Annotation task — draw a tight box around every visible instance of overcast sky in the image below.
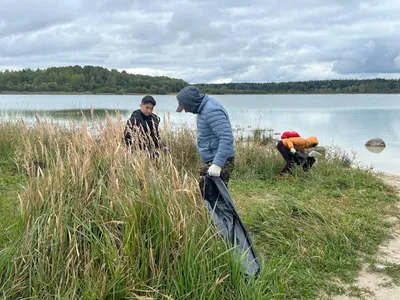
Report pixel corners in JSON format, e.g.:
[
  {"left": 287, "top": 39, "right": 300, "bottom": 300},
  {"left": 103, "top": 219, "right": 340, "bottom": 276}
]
[{"left": 1, "top": 0, "right": 400, "bottom": 83}]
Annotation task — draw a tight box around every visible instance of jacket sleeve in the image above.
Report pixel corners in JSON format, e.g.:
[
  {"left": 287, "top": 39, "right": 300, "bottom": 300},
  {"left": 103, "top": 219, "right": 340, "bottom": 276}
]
[
  {"left": 152, "top": 114, "right": 162, "bottom": 148},
  {"left": 286, "top": 139, "right": 294, "bottom": 149},
  {"left": 124, "top": 114, "right": 138, "bottom": 146},
  {"left": 206, "top": 108, "right": 234, "bottom": 167},
  {"left": 124, "top": 119, "right": 133, "bottom": 146}
]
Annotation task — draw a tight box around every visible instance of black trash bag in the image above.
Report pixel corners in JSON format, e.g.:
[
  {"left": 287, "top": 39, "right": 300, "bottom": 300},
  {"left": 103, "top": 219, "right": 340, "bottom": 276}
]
[
  {"left": 292, "top": 151, "right": 316, "bottom": 171},
  {"left": 203, "top": 175, "right": 261, "bottom": 277}
]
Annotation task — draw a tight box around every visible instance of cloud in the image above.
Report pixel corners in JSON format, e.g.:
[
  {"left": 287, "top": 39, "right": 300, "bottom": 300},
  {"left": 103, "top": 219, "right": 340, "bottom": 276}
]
[
  {"left": 1, "top": 0, "right": 400, "bottom": 82},
  {"left": 0, "top": 0, "right": 88, "bottom": 37},
  {"left": 333, "top": 39, "right": 400, "bottom": 74},
  {"left": 0, "top": 25, "right": 101, "bottom": 57}
]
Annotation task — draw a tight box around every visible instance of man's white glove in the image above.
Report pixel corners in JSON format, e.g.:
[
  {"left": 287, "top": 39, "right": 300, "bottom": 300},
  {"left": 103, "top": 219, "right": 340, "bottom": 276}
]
[
  {"left": 290, "top": 148, "right": 297, "bottom": 154},
  {"left": 208, "top": 164, "right": 222, "bottom": 177}
]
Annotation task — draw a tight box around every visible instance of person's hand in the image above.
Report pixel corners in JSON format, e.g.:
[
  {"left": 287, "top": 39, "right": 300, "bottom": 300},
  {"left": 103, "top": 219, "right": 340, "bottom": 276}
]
[
  {"left": 290, "top": 148, "right": 296, "bottom": 154},
  {"left": 162, "top": 146, "right": 170, "bottom": 153},
  {"left": 207, "top": 164, "right": 222, "bottom": 176}
]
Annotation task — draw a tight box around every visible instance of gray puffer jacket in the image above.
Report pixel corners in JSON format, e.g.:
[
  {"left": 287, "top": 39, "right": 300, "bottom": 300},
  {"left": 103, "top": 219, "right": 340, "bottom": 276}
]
[
  {"left": 177, "top": 87, "right": 235, "bottom": 166},
  {"left": 196, "top": 95, "right": 235, "bottom": 166}
]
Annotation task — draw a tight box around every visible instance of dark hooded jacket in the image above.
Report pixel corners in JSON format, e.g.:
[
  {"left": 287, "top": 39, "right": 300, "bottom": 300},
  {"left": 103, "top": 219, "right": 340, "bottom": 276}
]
[{"left": 124, "top": 109, "right": 161, "bottom": 150}]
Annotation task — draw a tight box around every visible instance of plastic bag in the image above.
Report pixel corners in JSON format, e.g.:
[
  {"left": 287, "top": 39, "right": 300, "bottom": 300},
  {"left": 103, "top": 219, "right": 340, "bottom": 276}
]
[{"left": 203, "top": 176, "right": 260, "bottom": 277}]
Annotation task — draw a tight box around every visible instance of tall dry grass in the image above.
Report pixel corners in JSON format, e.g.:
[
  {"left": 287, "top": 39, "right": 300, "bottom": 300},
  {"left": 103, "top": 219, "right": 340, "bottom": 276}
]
[{"left": 1, "top": 113, "right": 249, "bottom": 299}]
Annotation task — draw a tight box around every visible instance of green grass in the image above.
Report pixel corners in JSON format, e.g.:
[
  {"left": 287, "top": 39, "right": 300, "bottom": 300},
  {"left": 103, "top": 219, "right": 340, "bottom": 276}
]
[
  {"left": 229, "top": 167, "right": 398, "bottom": 297},
  {"left": 0, "top": 117, "right": 398, "bottom": 299},
  {"left": 0, "top": 123, "right": 25, "bottom": 250}
]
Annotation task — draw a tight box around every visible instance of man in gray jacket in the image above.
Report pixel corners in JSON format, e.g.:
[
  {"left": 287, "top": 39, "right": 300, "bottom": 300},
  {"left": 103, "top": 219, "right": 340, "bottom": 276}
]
[{"left": 176, "top": 86, "right": 236, "bottom": 188}]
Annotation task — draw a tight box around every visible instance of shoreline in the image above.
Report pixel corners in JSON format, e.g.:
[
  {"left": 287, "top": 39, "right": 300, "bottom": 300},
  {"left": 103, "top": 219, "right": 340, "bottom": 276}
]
[
  {"left": 1, "top": 91, "right": 400, "bottom": 96},
  {"left": 0, "top": 91, "right": 169, "bottom": 96},
  {"left": 373, "top": 170, "right": 400, "bottom": 181}
]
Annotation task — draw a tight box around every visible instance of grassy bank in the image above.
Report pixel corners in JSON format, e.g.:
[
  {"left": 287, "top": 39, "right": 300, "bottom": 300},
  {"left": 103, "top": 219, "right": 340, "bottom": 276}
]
[{"left": 0, "top": 115, "right": 398, "bottom": 299}]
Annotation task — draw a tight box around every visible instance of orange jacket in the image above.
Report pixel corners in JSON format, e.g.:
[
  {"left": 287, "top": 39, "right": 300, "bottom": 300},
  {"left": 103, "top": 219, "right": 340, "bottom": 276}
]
[{"left": 282, "top": 136, "right": 319, "bottom": 152}]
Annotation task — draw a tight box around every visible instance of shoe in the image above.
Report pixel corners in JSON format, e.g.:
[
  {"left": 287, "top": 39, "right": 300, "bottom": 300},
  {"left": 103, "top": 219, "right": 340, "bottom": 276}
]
[{"left": 276, "top": 173, "right": 288, "bottom": 179}]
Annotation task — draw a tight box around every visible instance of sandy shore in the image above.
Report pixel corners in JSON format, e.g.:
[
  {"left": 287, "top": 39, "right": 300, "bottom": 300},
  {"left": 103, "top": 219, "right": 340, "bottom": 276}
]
[{"left": 330, "top": 172, "right": 400, "bottom": 300}]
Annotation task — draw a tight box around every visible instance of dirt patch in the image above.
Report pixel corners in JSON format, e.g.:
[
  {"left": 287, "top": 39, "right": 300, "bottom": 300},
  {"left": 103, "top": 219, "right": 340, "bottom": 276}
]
[
  {"left": 329, "top": 172, "right": 400, "bottom": 300},
  {"left": 376, "top": 173, "right": 400, "bottom": 191}
]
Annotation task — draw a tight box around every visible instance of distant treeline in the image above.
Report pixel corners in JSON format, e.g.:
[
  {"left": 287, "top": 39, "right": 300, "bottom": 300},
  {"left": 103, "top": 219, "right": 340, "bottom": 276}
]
[
  {"left": 197, "top": 79, "right": 400, "bottom": 94},
  {"left": 1, "top": 65, "right": 400, "bottom": 94},
  {"left": 0, "top": 66, "right": 188, "bottom": 94}
]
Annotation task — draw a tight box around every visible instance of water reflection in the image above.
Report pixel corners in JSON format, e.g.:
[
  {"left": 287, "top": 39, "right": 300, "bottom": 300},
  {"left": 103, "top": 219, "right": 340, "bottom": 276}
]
[
  {"left": 0, "top": 108, "right": 130, "bottom": 121},
  {"left": 365, "top": 146, "right": 385, "bottom": 154},
  {"left": 297, "top": 112, "right": 332, "bottom": 124}
]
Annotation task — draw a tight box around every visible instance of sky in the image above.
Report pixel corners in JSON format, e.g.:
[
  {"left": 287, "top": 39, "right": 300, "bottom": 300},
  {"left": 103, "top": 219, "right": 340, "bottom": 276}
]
[{"left": 1, "top": 0, "right": 400, "bottom": 83}]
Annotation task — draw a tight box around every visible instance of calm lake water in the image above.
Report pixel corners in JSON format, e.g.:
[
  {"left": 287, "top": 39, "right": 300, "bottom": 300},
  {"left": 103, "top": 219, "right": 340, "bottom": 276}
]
[{"left": 1, "top": 94, "right": 399, "bottom": 175}]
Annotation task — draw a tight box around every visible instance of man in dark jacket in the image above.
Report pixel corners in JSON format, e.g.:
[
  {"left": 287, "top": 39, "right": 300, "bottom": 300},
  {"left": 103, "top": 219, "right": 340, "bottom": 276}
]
[{"left": 124, "top": 95, "right": 164, "bottom": 153}]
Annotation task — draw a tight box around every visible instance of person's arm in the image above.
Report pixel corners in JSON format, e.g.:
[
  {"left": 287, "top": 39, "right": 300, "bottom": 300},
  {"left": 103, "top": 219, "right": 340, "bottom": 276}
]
[
  {"left": 207, "top": 109, "right": 234, "bottom": 167},
  {"left": 285, "top": 139, "right": 294, "bottom": 149},
  {"left": 151, "top": 115, "right": 165, "bottom": 149},
  {"left": 124, "top": 114, "right": 139, "bottom": 146},
  {"left": 284, "top": 139, "right": 297, "bottom": 154},
  {"left": 124, "top": 119, "right": 133, "bottom": 146}
]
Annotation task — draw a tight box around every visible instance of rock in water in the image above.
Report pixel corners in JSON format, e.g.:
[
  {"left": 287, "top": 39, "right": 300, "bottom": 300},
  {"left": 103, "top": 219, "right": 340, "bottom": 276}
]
[
  {"left": 365, "top": 138, "right": 386, "bottom": 147},
  {"left": 305, "top": 146, "right": 326, "bottom": 155},
  {"left": 365, "top": 138, "right": 386, "bottom": 153},
  {"left": 308, "top": 150, "right": 323, "bottom": 158}
]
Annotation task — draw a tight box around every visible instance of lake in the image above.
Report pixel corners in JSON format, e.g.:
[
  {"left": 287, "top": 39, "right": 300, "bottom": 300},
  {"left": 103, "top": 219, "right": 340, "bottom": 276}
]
[{"left": 1, "top": 94, "right": 399, "bottom": 175}]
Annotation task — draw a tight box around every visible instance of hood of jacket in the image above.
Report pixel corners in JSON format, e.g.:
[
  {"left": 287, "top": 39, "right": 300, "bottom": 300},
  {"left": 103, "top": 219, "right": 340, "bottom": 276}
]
[
  {"left": 176, "top": 86, "right": 206, "bottom": 114},
  {"left": 305, "top": 136, "right": 319, "bottom": 148}
]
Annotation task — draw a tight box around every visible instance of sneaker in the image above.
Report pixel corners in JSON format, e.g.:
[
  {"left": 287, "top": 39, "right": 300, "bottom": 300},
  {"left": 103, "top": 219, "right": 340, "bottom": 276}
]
[{"left": 276, "top": 173, "right": 288, "bottom": 179}]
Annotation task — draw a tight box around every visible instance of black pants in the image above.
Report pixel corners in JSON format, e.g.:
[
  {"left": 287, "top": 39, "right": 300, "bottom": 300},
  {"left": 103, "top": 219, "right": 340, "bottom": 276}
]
[
  {"left": 292, "top": 153, "right": 316, "bottom": 171},
  {"left": 277, "top": 141, "right": 292, "bottom": 173},
  {"left": 277, "top": 141, "right": 316, "bottom": 173}
]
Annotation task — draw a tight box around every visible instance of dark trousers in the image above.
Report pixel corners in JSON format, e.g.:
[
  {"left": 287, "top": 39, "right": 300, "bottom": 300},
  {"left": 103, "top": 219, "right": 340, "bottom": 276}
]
[
  {"left": 199, "top": 157, "right": 235, "bottom": 194},
  {"left": 277, "top": 141, "right": 316, "bottom": 174},
  {"left": 277, "top": 141, "right": 292, "bottom": 173}
]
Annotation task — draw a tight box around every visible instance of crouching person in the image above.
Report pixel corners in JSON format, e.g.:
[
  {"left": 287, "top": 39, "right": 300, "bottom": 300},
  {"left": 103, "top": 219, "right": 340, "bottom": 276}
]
[{"left": 277, "top": 136, "right": 319, "bottom": 177}]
